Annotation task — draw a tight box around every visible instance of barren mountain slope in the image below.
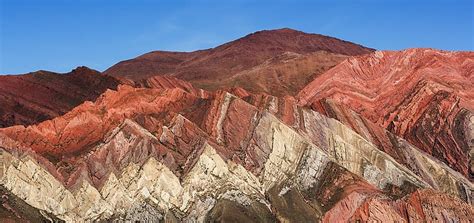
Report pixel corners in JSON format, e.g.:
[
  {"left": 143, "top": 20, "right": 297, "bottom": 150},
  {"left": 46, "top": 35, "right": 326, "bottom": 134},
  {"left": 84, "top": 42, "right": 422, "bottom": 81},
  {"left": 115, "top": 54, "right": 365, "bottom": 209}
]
[
  {"left": 105, "top": 28, "right": 374, "bottom": 95},
  {"left": 0, "top": 29, "right": 373, "bottom": 128},
  {"left": 0, "top": 29, "right": 472, "bottom": 222}
]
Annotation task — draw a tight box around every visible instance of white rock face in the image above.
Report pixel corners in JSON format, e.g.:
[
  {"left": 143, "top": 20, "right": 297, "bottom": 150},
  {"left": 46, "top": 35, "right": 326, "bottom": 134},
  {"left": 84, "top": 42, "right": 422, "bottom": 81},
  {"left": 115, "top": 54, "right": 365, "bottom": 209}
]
[
  {"left": 1, "top": 153, "right": 81, "bottom": 221},
  {"left": 300, "top": 108, "right": 474, "bottom": 195},
  {"left": 0, "top": 143, "right": 267, "bottom": 222},
  {"left": 180, "top": 143, "right": 265, "bottom": 213},
  {"left": 296, "top": 144, "right": 331, "bottom": 191},
  {"left": 216, "top": 92, "right": 233, "bottom": 144},
  {"left": 259, "top": 113, "right": 309, "bottom": 191}
]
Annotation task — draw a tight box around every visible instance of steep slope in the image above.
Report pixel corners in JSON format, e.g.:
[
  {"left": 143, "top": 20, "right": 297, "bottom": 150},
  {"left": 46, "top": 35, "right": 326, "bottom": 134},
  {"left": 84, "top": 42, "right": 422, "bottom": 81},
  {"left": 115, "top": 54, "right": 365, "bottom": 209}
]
[
  {"left": 298, "top": 48, "right": 474, "bottom": 179},
  {"left": 0, "top": 66, "right": 121, "bottom": 128},
  {"left": 0, "top": 82, "right": 472, "bottom": 221},
  {"left": 105, "top": 28, "right": 374, "bottom": 95}
]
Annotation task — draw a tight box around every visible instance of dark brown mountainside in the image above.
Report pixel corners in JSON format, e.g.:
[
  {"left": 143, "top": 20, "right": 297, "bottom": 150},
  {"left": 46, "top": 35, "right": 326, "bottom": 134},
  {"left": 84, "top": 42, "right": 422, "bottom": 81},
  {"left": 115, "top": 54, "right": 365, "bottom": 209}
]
[
  {"left": 104, "top": 28, "right": 374, "bottom": 95},
  {"left": 0, "top": 66, "right": 120, "bottom": 127}
]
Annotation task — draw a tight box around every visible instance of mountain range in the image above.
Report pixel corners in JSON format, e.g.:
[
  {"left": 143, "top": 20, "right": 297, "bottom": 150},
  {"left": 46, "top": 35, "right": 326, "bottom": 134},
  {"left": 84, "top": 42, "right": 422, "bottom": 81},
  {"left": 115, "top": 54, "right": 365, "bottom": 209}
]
[{"left": 0, "top": 28, "right": 473, "bottom": 222}]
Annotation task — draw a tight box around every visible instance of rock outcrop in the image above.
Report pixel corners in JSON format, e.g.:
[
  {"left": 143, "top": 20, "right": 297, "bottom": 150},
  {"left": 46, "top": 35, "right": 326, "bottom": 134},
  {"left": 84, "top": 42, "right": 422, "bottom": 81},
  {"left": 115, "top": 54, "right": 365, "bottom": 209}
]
[
  {"left": 0, "top": 29, "right": 472, "bottom": 222},
  {"left": 298, "top": 49, "right": 474, "bottom": 179},
  {"left": 0, "top": 83, "right": 472, "bottom": 222}
]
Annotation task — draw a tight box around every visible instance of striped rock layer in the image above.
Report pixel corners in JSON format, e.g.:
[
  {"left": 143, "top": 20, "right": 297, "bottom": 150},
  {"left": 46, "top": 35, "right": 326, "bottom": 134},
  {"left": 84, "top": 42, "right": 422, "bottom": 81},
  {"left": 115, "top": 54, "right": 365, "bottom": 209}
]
[
  {"left": 0, "top": 67, "right": 120, "bottom": 128},
  {"left": 0, "top": 82, "right": 473, "bottom": 222},
  {"left": 298, "top": 49, "right": 474, "bottom": 179}
]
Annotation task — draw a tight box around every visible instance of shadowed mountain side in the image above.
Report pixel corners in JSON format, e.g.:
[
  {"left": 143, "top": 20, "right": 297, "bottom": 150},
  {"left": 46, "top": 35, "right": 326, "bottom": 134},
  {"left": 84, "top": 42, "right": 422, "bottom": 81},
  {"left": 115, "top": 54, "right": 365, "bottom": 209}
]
[{"left": 0, "top": 66, "right": 121, "bottom": 127}]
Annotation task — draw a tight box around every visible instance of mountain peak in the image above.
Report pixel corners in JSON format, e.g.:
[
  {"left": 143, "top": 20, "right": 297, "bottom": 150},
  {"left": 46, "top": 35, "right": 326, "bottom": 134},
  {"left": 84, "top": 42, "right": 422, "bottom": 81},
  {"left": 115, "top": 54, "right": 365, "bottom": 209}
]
[
  {"left": 104, "top": 28, "right": 374, "bottom": 95},
  {"left": 252, "top": 27, "right": 302, "bottom": 35},
  {"left": 70, "top": 66, "right": 101, "bottom": 75},
  {"left": 237, "top": 28, "right": 373, "bottom": 53}
]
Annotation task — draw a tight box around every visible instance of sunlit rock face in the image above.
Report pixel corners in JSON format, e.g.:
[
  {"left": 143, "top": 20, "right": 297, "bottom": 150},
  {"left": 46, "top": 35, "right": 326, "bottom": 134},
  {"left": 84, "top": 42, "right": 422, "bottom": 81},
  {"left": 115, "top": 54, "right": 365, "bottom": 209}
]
[
  {"left": 0, "top": 78, "right": 473, "bottom": 222},
  {"left": 298, "top": 49, "right": 474, "bottom": 179}
]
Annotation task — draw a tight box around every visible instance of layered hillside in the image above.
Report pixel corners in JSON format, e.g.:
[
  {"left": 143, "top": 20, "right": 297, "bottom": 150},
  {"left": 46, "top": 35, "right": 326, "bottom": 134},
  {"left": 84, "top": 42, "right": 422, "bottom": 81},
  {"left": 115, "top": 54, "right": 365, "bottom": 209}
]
[
  {"left": 105, "top": 28, "right": 374, "bottom": 95},
  {"left": 298, "top": 49, "right": 474, "bottom": 179},
  {"left": 0, "top": 66, "right": 121, "bottom": 127},
  {"left": 1, "top": 29, "right": 473, "bottom": 222},
  {"left": 0, "top": 29, "right": 372, "bottom": 128},
  {"left": 0, "top": 79, "right": 473, "bottom": 222}
]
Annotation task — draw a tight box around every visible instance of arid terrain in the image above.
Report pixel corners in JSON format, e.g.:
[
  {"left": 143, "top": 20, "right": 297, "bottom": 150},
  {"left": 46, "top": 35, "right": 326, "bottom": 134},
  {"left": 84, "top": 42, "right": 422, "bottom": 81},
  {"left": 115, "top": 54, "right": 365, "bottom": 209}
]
[{"left": 0, "top": 29, "right": 472, "bottom": 222}]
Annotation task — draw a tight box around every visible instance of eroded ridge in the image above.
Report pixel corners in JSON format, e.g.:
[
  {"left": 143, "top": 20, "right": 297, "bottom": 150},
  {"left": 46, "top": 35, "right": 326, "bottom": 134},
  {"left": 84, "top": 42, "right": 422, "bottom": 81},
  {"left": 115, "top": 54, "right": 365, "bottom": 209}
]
[{"left": 1, "top": 84, "right": 473, "bottom": 222}]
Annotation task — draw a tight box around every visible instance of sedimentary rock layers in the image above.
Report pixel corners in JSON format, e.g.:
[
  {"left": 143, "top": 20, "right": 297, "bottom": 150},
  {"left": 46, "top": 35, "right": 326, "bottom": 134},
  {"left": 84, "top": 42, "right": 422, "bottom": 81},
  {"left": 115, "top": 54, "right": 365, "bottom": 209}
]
[
  {"left": 1, "top": 26, "right": 472, "bottom": 222},
  {"left": 0, "top": 85, "right": 200, "bottom": 158},
  {"left": 298, "top": 49, "right": 474, "bottom": 179},
  {"left": 0, "top": 66, "right": 121, "bottom": 128},
  {"left": 0, "top": 85, "right": 473, "bottom": 222}
]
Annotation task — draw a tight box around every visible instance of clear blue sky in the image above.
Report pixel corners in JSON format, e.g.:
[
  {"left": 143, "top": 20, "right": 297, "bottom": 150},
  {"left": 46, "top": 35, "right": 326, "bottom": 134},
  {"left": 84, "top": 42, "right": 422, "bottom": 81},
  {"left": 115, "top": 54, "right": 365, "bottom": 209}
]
[{"left": 1, "top": 0, "right": 473, "bottom": 74}]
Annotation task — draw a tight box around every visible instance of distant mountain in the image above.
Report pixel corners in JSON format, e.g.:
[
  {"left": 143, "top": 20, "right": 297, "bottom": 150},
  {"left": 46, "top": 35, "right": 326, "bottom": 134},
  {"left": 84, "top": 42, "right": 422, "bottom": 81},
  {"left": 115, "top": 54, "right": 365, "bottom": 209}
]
[
  {"left": 105, "top": 28, "right": 374, "bottom": 96},
  {"left": 0, "top": 66, "right": 120, "bottom": 127}
]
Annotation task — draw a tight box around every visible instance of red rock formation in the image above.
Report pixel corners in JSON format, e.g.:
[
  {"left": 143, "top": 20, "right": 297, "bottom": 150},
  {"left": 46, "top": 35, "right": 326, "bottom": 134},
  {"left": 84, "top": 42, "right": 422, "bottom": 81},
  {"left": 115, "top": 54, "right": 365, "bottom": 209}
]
[
  {"left": 0, "top": 66, "right": 121, "bottom": 127},
  {"left": 348, "top": 189, "right": 474, "bottom": 222},
  {"left": 0, "top": 29, "right": 373, "bottom": 128},
  {"left": 298, "top": 49, "right": 474, "bottom": 178},
  {"left": 105, "top": 28, "right": 374, "bottom": 96},
  {"left": 0, "top": 85, "right": 201, "bottom": 160},
  {"left": 0, "top": 30, "right": 472, "bottom": 222},
  {"left": 1, "top": 80, "right": 472, "bottom": 221},
  {"left": 314, "top": 163, "right": 473, "bottom": 222},
  {"left": 132, "top": 75, "right": 210, "bottom": 98}
]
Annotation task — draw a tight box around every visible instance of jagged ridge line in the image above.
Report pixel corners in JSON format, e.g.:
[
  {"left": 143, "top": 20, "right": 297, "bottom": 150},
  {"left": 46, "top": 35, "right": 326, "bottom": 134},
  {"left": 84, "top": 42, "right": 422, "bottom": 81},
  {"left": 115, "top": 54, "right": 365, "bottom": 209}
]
[
  {"left": 0, "top": 92, "right": 474, "bottom": 220},
  {"left": 0, "top": 111, "right": 448, "bottom": 221}
]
